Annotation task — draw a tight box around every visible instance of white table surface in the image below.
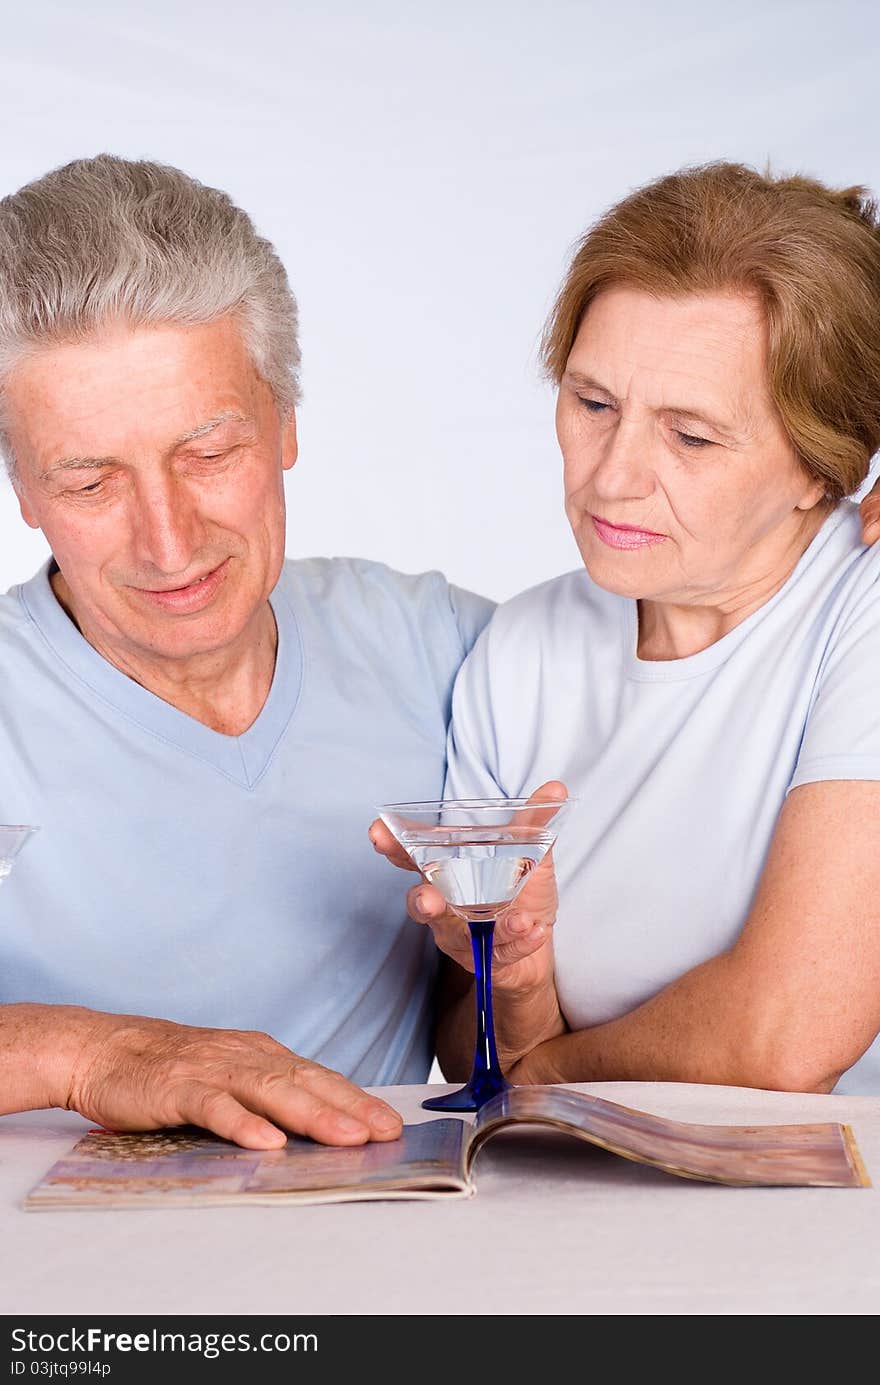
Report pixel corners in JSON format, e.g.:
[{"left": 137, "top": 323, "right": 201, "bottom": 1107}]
[{"left": 1, "top": 1080, "right": 878, "bottom": 1316}]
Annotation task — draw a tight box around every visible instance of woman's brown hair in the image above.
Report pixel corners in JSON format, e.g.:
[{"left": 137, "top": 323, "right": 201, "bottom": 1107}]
[{"left": 542, "top": 161, "right": 880, "bottom": 500}]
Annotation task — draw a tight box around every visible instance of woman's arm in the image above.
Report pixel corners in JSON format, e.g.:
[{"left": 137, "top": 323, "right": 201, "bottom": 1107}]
[
  {"left": 509, "top": 779, "right": 880, "bottom": 1092},
  {"left": 434, "top": 937, "right": 568, "bottom": 1080}
]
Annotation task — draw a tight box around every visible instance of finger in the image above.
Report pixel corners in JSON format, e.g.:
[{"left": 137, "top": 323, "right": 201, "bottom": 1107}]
[
  {"left": 228, "top": 1075, "right": 380, "bottom": 1147},
  {"left": 176, "top": 1085, "right": 289, "bottom": 1150},
  {"left": 496, "top": 906, "right": 554, "bottom": 942},
  {"left": 504, "top": 850, "right": 558, "bottom": 921},
  {"left": 406, "top": 881, "right": 450, "bottom": 922},
  {"left": 293, "top": 1063, "right": 404, "bottom": 1140},
  {"left": 368, "top": 818, "right": 419, "bottom": 871},
  {"left": 516, "top": 780, "right": 570, "bottom": 832},
  {"left": 492, "top": 925, "right": 551, "bottom": 968},
  {"left": 861, "top": 514, "right": 880, "bottom": 546}
]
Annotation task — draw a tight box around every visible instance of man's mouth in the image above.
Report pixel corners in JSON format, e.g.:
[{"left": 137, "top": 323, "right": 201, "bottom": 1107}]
[{"left": 131, "top": 559, "right": 230, "bottom": 611}]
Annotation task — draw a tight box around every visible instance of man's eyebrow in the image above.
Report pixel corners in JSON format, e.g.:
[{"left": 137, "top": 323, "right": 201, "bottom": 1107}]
[
  {"left": 174, "top": 411, "right": 252, "bottom": 445},
  {"left": 40, "top": 412, "right": 254, "bottom": 479},
  {"left": 40, "top": 455, "right": 117, "bottom": 480},
  {"left": 563, "top": 370, "right": 740, "bottom": 437}
]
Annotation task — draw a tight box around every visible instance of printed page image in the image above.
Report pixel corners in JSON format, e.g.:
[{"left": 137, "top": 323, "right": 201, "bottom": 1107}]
[{"left": 23, "top": 1120, "right": 471, "bottom": 1209}]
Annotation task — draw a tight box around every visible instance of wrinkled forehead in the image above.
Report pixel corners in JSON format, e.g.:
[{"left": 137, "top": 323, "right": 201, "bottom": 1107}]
[
  {"left": 570, "top": 285, "right": 772, "bottom": 416},
  {"left": 4, "top": 318, "right": 267, "bottom": 471}
]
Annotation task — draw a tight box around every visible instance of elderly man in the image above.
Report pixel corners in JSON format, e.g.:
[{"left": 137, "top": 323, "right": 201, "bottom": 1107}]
[{"left": 0, "top": 155, "right": 493, "bottom": 1148}]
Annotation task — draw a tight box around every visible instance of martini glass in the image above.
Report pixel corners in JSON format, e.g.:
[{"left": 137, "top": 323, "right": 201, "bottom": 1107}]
[
  {"left": 0, "top": 825, "right": 38, "bottom": 885},
  {"left": 377, "top": 797, "right": 571, "bottom": 1112}
]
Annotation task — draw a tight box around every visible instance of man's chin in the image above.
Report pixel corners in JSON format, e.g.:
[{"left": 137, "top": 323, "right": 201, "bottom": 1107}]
[{"left": 121, "top": 613, "right": 246, "bottom": 663}]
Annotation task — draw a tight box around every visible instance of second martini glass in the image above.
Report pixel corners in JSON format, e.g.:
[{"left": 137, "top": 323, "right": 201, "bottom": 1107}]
[
  {"left": 377, "top": 796, "right": 571, "bottom": 1112},
  {"left": 0, "top": 825, "right": 38, "bottom": 886}
]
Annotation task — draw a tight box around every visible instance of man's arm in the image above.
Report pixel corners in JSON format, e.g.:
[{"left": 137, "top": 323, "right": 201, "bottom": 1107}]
[
  {"left": 0, "top": 1003, "right": 403, "bottom": 1148},
  {"left": 509, "top": 780, "right": 880, "bottom": 1092}
]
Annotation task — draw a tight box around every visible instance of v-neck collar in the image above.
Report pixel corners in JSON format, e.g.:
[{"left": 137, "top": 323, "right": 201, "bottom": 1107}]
[{"left": 18, "top": 560, "right": 304, "bottom": 789}]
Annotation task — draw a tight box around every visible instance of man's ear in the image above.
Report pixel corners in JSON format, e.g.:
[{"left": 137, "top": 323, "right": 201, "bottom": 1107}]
[
  {"left": 281, "top": 410, "right": 298, "bottom": 473},
  {"left": 15, "top": 480, "right": 41, "bottom": 531}
]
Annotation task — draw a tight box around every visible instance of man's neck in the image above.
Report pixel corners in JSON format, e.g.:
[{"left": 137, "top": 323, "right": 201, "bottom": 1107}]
[{"left": 49, "top": 567, "right": 278, "bottom": 736}]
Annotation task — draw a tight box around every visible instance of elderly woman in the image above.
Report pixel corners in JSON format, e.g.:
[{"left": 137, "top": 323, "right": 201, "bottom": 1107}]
[{"left": 374, "top": 160, "right": 880, "bottom": 1096}]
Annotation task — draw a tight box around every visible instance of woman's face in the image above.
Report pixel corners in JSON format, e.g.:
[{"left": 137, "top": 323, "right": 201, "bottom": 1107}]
[{"left": 557, "top": 286, "right": 827, "bottom": 605}]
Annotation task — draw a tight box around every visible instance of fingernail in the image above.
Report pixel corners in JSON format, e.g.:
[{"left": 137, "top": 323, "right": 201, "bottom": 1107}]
[{"left": 372, "top": 1110, "right": 402, "bottom": 1133}]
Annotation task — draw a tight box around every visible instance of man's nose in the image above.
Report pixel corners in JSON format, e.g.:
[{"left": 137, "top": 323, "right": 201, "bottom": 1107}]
[
  {"left": 591, "top": 416, "right": 655, "bottom": 501},
  {"left": 132, "top": 472, "right": 209, "bottom": 575}
]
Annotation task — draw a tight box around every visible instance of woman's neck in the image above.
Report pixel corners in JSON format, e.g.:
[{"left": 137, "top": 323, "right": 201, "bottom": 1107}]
[{"left": 636, "top": 506, "right": 831, "bottom": 662}]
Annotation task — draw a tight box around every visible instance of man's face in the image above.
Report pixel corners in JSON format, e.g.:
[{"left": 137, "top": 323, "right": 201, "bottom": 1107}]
[{"left": 7, "top": 317, "right": 296, "bottom": 665}]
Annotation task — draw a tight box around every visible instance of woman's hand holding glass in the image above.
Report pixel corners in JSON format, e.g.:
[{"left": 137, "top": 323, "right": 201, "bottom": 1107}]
[{"left": 368, "top": 780, "right": 565, "bottom": 997}]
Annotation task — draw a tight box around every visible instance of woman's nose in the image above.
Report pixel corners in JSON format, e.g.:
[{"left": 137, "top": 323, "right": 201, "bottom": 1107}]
[{"left": 591, "top": 419, "right": 655, "bottom": 501}]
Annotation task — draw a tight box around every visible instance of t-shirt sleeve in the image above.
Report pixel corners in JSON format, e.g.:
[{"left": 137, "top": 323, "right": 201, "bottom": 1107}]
[
  {"left": 445, "top": 584, "right": 496, "bottom": 659},
  {"left": 443, "top": 623, "right": 507, "bottom": 799},
  {"left": 789, "top": 576, "right": 880, "bottom": 790}
]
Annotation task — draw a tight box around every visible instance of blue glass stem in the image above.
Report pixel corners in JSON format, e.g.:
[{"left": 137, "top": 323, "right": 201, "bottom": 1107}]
[
  {"left": 468, "top": 916, "right": 505, "bottom": 1091},
  {"left": 421, "top": 914, "right": 511, "bottom": 1111}
]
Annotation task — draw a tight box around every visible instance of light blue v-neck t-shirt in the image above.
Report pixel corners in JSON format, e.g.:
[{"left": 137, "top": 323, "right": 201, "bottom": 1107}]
[{"left": 1, "top": 556, "right": 493, "bottom": 1086}]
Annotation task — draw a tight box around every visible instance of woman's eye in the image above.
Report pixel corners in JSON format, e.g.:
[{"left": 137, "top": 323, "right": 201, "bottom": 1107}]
[
  {"left": 579, "top": 397, "right": 610, "bottom": 414},
  {"left": 675, "top": 431, "right": 711, "bottom": 449}
]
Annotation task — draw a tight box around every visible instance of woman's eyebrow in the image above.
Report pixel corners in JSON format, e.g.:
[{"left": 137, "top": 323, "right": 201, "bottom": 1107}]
[
  {"left": 564, "top": 369, "right": 741, "bottom": 438},
  {"left": 564, "top": 369, "right": 614, "bottom": 396}
]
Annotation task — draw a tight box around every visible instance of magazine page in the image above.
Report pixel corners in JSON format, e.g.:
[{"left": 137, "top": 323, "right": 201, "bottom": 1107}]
[
  {"left": 466, "top": 1086, "right": 870, "bottom": 1188},
  {"left": 23, "top": 1119, "right": 472, "bottom": 1210}
]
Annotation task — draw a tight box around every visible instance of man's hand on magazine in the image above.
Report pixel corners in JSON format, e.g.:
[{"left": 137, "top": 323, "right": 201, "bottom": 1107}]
[
  {"left": 13, "top": 1004, "right": 403, "bottom": 1150},
  {"left": 369, "top": 780, "right": 566, "bottom": 996}
]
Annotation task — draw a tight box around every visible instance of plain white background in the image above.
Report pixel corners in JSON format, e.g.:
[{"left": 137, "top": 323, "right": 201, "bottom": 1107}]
[{"left": 1, "top": 0, "right": 879, "bottom": 602}]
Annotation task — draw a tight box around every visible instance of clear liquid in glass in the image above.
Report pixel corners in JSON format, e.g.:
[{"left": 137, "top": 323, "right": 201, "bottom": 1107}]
[{"left": 403, "top": 829, "right": 553, "bottom": 920}]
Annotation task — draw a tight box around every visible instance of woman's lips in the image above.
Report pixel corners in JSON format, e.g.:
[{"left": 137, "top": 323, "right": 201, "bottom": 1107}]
[
  {"left": 590, "top": 515, "right": 666, "bottom": 550},
  {"left": 133, "top": 559, "right": 230, "bottom": 613}
]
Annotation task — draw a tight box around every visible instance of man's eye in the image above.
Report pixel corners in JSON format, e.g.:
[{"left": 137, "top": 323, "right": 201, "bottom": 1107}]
[
  {"left": 675, "top": 431, "right": 711, "bottom": 449},
  {"left": 76, "top": 481, "right": 105, "bottom": 495}
]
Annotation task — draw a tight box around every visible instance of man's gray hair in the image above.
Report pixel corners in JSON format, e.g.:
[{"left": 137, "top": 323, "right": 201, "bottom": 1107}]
[{"left": 0, "top": 154, "right": 301, "bottom": 480}]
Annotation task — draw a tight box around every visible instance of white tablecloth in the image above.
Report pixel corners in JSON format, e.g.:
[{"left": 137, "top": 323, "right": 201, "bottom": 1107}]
[{"left": 2, "top": 1081, "right": 878, "bottom": 1316}]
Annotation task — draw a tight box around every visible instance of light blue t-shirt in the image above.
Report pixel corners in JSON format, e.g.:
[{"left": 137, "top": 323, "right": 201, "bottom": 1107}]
[
  {"left": 446, "top": 503, "right": 880, "bottom": 1094},
  {"left": 1, "top": 556, "right": 493, "bottom": 1085}
]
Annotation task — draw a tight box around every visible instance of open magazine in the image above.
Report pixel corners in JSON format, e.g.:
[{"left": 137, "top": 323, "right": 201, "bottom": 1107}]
[{"left": 23, "top": 1085, "right": 870, "bottom": 1209}]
